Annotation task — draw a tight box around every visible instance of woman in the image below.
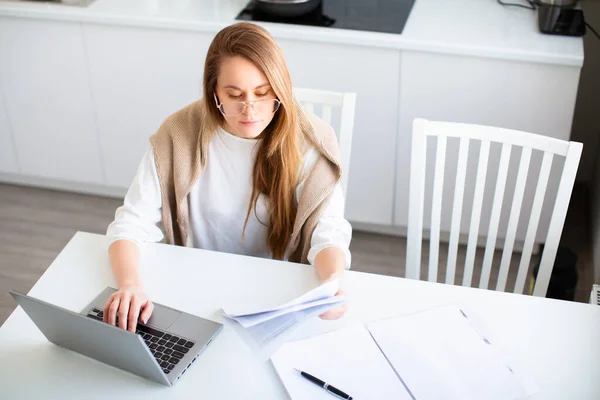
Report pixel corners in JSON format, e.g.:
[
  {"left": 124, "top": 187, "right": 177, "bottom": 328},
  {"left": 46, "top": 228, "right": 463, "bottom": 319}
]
[{"left": 103, "top": 22, "right": 352, "bottom": 332}]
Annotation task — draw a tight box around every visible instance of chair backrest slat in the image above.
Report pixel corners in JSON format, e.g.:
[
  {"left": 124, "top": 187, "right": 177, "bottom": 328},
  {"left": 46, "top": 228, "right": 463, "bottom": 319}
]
[
  {"left": 479, "top": 143, "right": 512, "bottom": 290},
  {"left": 513, "top": 151, "right": 554, "bottom": 294},
  {"left": 429, "top": 135, "right": 447, "bottom": 282},
  {"left": 406, "top": 119, "right": 428, "bottom": 280},
  {"left": 496, "top": 147, "right": 532, "bottom": 292},
  {"left": 322, "top": 104, "right": 332, "bottom": 125},
  {"left": 445, "top": 137, "right": 470, "bottom": 285},
  {"left": 462, "top": 139, "right": 490, "bottom": 287}
]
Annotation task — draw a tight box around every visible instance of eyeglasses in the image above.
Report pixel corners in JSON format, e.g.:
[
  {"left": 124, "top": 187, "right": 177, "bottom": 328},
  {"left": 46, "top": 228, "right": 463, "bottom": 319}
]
[{"left": 214, "top": 94, "right": 281, "bottom": 117}]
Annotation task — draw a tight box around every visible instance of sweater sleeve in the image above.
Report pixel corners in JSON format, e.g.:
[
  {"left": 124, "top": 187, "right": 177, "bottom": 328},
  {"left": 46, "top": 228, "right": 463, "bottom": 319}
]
[
  {"left": 296, "top": 148, "right": 353, "bottom": 270},
  {"left": 106, "top": 145, "right": 165, "bottom": 246}
]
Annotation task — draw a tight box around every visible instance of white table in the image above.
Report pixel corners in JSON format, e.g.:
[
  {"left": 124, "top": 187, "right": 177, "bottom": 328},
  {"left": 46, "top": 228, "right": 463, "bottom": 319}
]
[{"left": 1, "top": 232, "right": 599, "bottom": 399}]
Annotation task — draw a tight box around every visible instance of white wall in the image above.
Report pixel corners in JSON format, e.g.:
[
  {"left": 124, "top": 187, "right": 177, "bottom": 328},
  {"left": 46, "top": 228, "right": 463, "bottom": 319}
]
[
  {"left": 572, "top": 0, "right": 600, "bottom": 182},
  {"left": 583, "top": 1, "right": 600, "bottom": 283}
]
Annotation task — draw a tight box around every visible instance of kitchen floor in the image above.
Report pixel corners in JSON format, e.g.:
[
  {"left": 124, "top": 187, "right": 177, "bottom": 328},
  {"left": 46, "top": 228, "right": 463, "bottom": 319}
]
[{"left": 0, "top": 182, "right": 594, "bottom": 325}]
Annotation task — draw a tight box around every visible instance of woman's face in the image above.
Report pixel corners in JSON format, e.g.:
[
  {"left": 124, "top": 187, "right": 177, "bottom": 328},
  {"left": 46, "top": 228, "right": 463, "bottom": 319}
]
[{"left": 215, "top": 56, "right": 279, "bottom": 139}]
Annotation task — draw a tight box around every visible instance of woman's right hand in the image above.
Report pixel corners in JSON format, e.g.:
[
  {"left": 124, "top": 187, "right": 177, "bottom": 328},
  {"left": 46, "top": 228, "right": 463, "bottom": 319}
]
[{"left": 103, "top": 285, "right": 154, "bottom": 333}]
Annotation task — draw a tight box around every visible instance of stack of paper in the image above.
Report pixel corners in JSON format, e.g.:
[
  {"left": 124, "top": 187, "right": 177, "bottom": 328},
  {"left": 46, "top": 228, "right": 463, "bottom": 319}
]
[
  {"left": 222, "top": 280, "right": 347, "bottom": 353},
  {"left": 271, "top": 305, "right": 538, "bottom": 400}
]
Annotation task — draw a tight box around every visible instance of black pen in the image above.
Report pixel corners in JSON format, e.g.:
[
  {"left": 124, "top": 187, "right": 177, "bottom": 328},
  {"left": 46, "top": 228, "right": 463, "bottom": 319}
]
[{"left": 293, "top": 368, "right": 353, "bottom": 400}]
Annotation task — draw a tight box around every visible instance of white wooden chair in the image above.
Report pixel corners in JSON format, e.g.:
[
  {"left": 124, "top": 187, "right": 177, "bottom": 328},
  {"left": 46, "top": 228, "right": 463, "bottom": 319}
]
[
  {"left": 294, "top": 88, "right": 356, "bottom": 198},
  {"left": 406, "top": 118, "right": 583, "bottom": 297}
]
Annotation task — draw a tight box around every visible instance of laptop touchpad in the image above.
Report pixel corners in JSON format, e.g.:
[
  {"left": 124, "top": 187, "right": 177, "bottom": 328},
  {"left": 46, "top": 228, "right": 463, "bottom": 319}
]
[{"left": 146, "top": 306, "right": 181, "bottom": 330}]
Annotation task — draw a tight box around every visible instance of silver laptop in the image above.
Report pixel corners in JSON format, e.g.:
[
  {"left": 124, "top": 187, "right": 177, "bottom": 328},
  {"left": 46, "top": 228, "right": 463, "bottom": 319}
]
[{"left": 10, "top": 287, "right": 223, "bottom": 386}]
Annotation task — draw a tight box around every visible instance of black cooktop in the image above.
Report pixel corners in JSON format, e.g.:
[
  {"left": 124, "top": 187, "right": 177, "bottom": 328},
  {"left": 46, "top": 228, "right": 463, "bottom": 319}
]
[{"left": 236, "top": 0, "right": 416, "bottom": 35}]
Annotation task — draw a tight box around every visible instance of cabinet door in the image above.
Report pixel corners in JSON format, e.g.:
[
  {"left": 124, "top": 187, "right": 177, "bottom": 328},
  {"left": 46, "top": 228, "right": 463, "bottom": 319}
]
[
  {"left": 83, "top": 24, "right": 212, "bottom": 189},
  {"left": 277, "top": 39, "right": 400, "bottom": 225},
  {"left": 396, "top": 52, "right": 580, "bottom": 244},
  {"left": 0, "top": 80, "right": 18, "bottom": 174},
  {"left": 0, "top": 18, "right": 103, "bottom": 184}
]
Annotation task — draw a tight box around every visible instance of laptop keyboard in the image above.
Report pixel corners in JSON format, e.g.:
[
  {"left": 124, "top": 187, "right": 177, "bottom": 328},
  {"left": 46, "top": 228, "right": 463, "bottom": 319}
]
[{"left": 87, "top": 308, "right": 195, "bottom": 375}]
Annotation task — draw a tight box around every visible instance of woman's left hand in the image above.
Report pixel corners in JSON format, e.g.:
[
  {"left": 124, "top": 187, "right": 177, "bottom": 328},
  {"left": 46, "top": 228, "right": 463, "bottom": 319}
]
[
  {"left": 313, "top": 247, "right": 349, "bottom": 320},
  {"left": 318, "top": 288, "right": 348, "bottom": 320}
]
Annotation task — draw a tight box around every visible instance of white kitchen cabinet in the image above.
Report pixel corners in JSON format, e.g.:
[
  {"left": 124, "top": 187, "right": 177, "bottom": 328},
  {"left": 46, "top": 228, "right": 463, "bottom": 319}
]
[
  {"left": 0, "top": 3, "right": 583, "bottom": 237},
  {"left": 0, "top": 17, "right": 103, "bottom": 184},
  {"left": 83, "top": 24, "right": 213, "bottom": 189},
  {"left": 0, "top": 80, "right": 18, "bottom": 174},
  {"left": 277, "top": 39, "right": 400, "bottom": 225},
  {"left": 395, "top": 51, "right": 581, "bottom": 244}
]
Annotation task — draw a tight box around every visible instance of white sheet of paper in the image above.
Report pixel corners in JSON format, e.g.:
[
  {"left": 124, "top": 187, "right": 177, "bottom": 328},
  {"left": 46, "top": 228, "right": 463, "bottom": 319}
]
[
  {"left": 367, "top": 305, "right": 537, "bottom": 400},
  {"left": 222, "top": 279, "right": 340, "bottom": 317},
  {"left": 271, "top": 325, "right": 412, "bottom": 400},
  {"left": 224, "top": 301, "right": 346, "bottom": 360},
  {"left": 222, "top": 280, "right": 346, "bottom": 359},
  {"left": 232, "top": 296, "right": 347, "bottom": 328},
  {"left": 245, "top": 301, "right": 344, "bottom": 345}
]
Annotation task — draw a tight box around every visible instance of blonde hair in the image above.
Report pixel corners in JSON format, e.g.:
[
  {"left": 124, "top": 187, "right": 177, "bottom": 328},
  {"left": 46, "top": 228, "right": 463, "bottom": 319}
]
[{"left": 202, "top": 22, "right": 302, "bottom": 260}]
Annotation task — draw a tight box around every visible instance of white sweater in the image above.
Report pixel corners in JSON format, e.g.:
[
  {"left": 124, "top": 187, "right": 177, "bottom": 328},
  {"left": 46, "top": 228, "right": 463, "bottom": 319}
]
[{"left": 107, "top": 127, "right": 352, "bottom": 268}]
